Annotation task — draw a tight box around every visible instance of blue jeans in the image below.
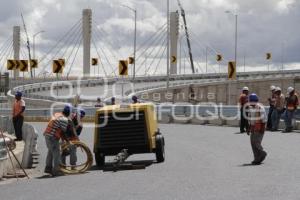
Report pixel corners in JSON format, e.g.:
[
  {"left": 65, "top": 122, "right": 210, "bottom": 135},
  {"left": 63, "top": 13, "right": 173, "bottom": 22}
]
[
  {"left": 45, "top": 135, "right": 61, "bottom": 174},
  {"left": 271, "top": 109, "right": 282, "bottom": 130},
  {"left": 284, "top": 110, "right": 295, "bottom": 130}
]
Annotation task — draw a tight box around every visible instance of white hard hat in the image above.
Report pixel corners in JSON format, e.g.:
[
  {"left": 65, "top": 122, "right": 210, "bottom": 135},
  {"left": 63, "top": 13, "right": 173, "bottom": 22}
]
[
  {"left": 242, "top": 86, "right": 249, "bottom": 91},
  {"left": 287, "top": 87, "right": 295, "bottom": 93},
  {"left": 270, "top": 85, "right": 276, "bottom": 91},
  {"left": 275, "top": 87, "right": 281, "bottom": 92}
]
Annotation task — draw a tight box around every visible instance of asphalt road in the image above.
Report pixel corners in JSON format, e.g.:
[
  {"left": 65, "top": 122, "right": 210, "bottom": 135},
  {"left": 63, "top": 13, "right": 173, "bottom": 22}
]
[{"left": 1, "top": 123, "right": 300, "bottom": 200}]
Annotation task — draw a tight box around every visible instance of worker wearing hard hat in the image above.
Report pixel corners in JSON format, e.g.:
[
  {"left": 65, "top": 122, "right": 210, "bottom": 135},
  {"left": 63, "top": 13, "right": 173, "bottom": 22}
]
[
  {"left": 44, "top": 105, "right": 71, "bottom": 176},
  {"left": 62, "top": 108, "right": 86, "bottom": 168},
  {"left": 247, "top": 93, "right": 267, "bottom": 165},
  {"left": 282, "top": 87, "right": 299, "bottom": 133},
  {"left": 132, "top": 95, "right": 140, "bottom": 104},
  {"left": 271, "top": 87, "right": 285, "bottom": 131},
  {"left": 12, "top": 91, "right": 26, "bottom": 141},
  {"left": 239, "top": 86, "right": 249, "bottom": 133},
  {"left": 266, "top": 86, "right": 276, "bottom": 130}
]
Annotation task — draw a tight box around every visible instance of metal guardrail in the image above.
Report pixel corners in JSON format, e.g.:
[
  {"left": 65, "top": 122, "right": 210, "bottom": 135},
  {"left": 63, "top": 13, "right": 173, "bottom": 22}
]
[{"left": 2, "top": 105, "right": 300, "bottom": 119}]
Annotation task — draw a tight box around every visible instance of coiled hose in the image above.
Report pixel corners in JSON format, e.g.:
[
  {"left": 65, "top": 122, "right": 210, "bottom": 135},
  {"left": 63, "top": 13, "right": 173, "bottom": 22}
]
[{"left": 59, "top": 141, "right": 93, "bottom": 174}]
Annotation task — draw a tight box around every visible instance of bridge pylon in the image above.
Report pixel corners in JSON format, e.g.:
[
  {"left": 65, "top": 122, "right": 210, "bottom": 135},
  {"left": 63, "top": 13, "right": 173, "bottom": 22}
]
[{"left": 82, "top": 9, "right": 92, "bottom": 77}]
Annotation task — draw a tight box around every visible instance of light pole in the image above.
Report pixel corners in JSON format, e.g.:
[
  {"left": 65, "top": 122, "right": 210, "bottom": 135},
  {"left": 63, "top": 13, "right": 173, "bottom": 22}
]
[
  {"left": 121, "top": 5, "right": 137, "bottom": 81},
  {"left": 225, "top": 11, "right": 238, "bottom": 105},
  {"left": 32, "top": 30, "right": 45, "bottom": 77},
  {"left": 225, "top": 11, "right": 238, "bottom": 67},
  {"left": 166, "top": 0, "right": 170, "bottom": 88}
]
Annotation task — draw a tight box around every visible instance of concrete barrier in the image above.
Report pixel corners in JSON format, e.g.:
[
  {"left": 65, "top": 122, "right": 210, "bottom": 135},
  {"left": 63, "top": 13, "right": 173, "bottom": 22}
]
[
  {"left": 0, "top": 116, "right": 39, "bottom": 179},
  {"left": 0, "top": 133, "right": 24, "bottom": 179}
]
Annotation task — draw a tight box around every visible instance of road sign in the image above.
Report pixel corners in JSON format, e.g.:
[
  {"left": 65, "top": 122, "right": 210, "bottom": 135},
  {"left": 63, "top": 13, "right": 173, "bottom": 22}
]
[
  {"left": 30, "top": 59, "right": 38, "bottom": 68},
  {"left": 171, "top": 56, "right": 177, "bottom": 63},
  {"left": 266, "top": 53, "right": 272, "bottom": 60},
  {"left": 19, "top": 60, "right": 28, "bottom": 72},
  {"left": 92, "top": 58, "right": 98, "bottom": 66},
  {"left": 128, "top": 57, "right": 134, "bottom": 64},
  {"left": 228, "top": 61, "right": 236, "bottom": 80},
  {"left": 216, "top": 54, "right": 222, "bottom": 62},
  {"left": 119, "top": 60, "right": 128, "bottom": 76},
  {"left": 7, "top": 60, "right": 19, "bottom": 70},
  {"left": 53, "top": 60, "right": 64, "bottom": 73},
  {"left": 58, "top": 58, "right": 65, "bottom": 66}
]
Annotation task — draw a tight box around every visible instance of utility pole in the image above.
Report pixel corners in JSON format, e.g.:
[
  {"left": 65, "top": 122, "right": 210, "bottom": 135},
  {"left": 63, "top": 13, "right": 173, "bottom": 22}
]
[
  {"left": 21, "top": 14, "right": 33, "bottom": 78},
  {"left": 205, "top": 46, "right": 208, "bottom": 73}
]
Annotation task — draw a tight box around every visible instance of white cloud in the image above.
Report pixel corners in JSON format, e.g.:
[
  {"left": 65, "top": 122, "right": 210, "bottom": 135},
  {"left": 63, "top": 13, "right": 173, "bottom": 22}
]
[{"left": 0, "top": 0, "right": 300, "bottom": 76}]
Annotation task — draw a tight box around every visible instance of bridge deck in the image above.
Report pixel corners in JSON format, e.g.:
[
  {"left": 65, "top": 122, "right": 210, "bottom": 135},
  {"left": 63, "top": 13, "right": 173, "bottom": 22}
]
[{"left": 1, "top": 123, "right": 300, "bottom": 200}]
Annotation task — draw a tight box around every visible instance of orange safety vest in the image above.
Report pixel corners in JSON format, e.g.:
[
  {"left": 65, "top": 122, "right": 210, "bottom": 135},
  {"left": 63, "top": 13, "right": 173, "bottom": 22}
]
[
  {"left": 44, "top": 112, "right": 66, "bottom": 139},
  {"left": 239, "top": 94, "right": 248, "bottom": 106},
  {"left": 12, "top": 99, "right": 25, "bottom": 117},
  {"left": 287, "top": 94, "right": 299, "bottom": 111}
]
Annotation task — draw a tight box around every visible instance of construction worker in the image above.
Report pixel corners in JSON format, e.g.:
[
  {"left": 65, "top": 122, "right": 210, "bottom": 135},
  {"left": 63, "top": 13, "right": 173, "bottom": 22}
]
[
  {"left": 12, "top": 91, "right": 25, "bottom": 141},
  {"left": 267, "top": 85, "right": 276, "bottom": 130},
  {"left": 73, "top": 94, "right": 81, "bottom": 107},
  {"left": 44, "top": 105, "right": 71, "bottom": 176},
  {"left": 95, "top": 97, "right": 104, "bottom": 108},
  {"left": 239, "top": 87, "right": 249, "bottom": 133},
  {"left": 271, "top": 87, "right": 285, "bottom": 131},
  {"left": 132, "top": 95, "right": 139, "bottom": 104},
  {"left": 111, "top": 97, "right": 116, "bottom": 105},
  {"left": 247, "top": 93, "right": 267, "bottom": 165},
  {"left": 62, "top": 109, "right": 86, "bottom": 168},
  {"left": 282, "top": 87, "right": 299, "bottom": 133}
]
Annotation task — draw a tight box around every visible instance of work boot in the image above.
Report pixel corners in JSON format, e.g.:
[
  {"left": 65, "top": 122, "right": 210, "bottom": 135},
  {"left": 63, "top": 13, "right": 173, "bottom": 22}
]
[
  {"left": 44, "top": 167, "right": 52, "bottom": 174},
  {"left": 259, "top": 151, "right": 267, "bottom": 163},
  {"left": 282, "top": 128, "right": 292, "bottom": 133},
  {"left": 251, "top": 160, "right": 261, "bottom": 165},
  {"left": 52, "top": 171, "right": 65, "bottom": 177}
]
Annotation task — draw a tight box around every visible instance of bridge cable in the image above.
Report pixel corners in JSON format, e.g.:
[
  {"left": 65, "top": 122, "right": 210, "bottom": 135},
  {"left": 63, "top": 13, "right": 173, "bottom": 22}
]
[
  {"left": 0, "top": 43, "right": 13, "bottom": 73},
  {"left": 40, "top": 22, "right": 82, "bottom": 76},
  {"left": 145, "top": 36, "right": 167, "bottom": 74},
  {"left": 38, "top": 18, "right": 82, "bottom": 75},
  {"left": 91, "top": 33, "right": 117, "bottom": 77},
  {"left": 66, "top": 37, "right": 83, "bottom": 78},
  {"left": 91, "top": 37, "right": 108, "bottom": 77},
  {"left": 92, "top": 30, "right": 119, "bottom": 76},
  {"left": 135, "top": 27, "right": 167, "bottom": 74},
  {"left": 92, "top": 20, "right": 122, "bottom": 61},
  {"left": 135, "top": 25, "right": 167, "bottom": 62},
  {"left": 63, "top": 29, "right": 83, "bottom": 77},
  {"left": 153, "top": 43, "right": 168, "bottom": 75}
]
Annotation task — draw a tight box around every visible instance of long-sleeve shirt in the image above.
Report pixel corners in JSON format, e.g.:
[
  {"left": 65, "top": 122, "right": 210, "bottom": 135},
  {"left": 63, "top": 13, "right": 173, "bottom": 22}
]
[
  {"left": 248, "top": 103, "right": 267, "bottom": 126},
  {"left": 274, "top": 94, "right": 285, "bottom": 110}
]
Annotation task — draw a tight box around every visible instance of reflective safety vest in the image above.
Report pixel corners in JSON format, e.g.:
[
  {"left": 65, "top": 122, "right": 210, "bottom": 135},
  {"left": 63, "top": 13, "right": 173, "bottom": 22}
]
[
  {"left": 239, "top": 94, "right": 248, "bottom": 106},
  {"left": 44, "top": 112, "right": 68, "bottom": 139},
  {"left": 12, "top": 99, "right": 25, "bottom": 117},
  {"left": 286, "top": 94, "right": 299, "bottom": 111}
]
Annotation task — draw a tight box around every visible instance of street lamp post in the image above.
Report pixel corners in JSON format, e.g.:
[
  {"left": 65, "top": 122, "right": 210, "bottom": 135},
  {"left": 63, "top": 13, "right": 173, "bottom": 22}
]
[
  {"left": 225, "top": 11, "right": 238, "bottom": 105},
  {"left": 32, "top": 30, "right": 45, "bottom": 77},
  {"left": 121, "top": 5, "right": 137, "bottom": 81},
  {"left": 225, "top": 11, "right": 238, "bottom": 67}
]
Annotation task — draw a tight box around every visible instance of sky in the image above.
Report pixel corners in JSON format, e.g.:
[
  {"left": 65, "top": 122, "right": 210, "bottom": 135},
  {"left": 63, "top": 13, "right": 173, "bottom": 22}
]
[{"left": 0, "top": 0, "right": 299, "bottom": 76}]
